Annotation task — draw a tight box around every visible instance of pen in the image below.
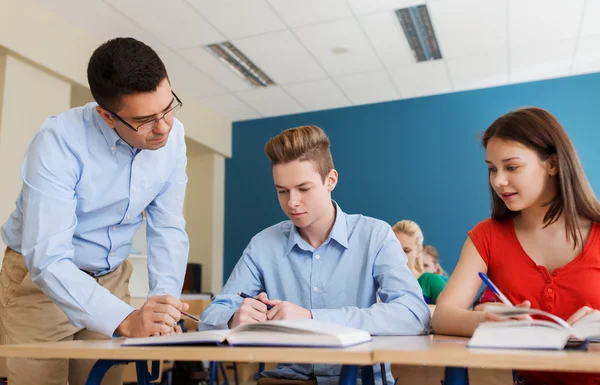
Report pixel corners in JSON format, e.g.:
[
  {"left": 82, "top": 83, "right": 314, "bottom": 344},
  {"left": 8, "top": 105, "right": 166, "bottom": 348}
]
[
  {"left": 180, "top": 310, "right": 200, "bottom": 323},
  {"left": 238, "top": 292, "right": 273, "bottom": 310},
  {"left": 478, "top": 272, "right": 513, "bottom": 306}
]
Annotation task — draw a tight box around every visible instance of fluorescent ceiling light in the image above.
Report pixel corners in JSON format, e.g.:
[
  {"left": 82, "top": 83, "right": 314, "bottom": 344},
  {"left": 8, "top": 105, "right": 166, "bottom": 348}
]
[
  {"left": 395, "top": 5, "right": 442, "bottom": 62},
  {"left": 206, "top": 41, "right": 275, "bottom": 88}
]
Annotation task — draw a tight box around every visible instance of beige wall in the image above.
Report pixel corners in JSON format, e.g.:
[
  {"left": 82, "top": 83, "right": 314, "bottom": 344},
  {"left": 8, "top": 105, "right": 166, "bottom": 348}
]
[
  {"left": 0, "top": 53, "right": 72, "bottom": 257},
  {"left": 185, "top": 139, "right": 225, "bottom": 293},
  {"left": 0, "top": 0, "right": 231, "bottom": 157}
]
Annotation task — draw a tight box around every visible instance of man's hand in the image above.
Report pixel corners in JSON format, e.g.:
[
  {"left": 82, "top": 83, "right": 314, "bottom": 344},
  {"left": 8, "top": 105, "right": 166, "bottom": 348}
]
[{"left": 116, "top": 295, "right": 189, "bottom": 337}]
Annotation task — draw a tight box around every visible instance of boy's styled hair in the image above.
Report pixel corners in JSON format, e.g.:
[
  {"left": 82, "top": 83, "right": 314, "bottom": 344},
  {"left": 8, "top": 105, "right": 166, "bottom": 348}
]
[
  {"left": 264, "top": 125, "right": 334, "bottom": 182},
  {"left": 483, "top": 107, "right": 600, "bottom": 248},
  {"left": 392, "top": 220, "right": 425, "bottom": 274},
  {"left": 87, "top": 37, "right": 168, "bottom": 111}
]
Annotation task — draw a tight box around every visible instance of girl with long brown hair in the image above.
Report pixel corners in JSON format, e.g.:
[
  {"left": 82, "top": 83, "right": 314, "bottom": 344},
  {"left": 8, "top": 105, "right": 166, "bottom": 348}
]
[{"left": 432, "top": 107, "right": 600, "bottom": 385}]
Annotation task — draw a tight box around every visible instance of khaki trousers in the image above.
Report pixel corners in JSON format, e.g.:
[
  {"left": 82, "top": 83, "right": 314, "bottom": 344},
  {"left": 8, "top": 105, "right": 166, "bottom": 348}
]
[{"left": 0, "top": 248, "right": 132, "bottom": 385}]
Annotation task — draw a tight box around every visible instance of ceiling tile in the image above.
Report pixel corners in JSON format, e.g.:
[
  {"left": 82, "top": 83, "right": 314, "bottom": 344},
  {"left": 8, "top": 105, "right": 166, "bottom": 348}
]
[
  {"left": 187, "top": 0, "right": 286, "bottom": 40},
  {"left": 105, "top": 0, "right": 224, "bottom": 50},
  {"left": 348, "top": 0, "right": 425, "bottom": 15},
  {"left": 447, "top": 53, "right": 508, "bottom": 91},
  {"left": 233, "top": 30, "right": 328, "bottom": 84},
  {"left": 160, "top": 52, "right": 227, "bottom": 99},
  {"left": 39, "top": 0, "right": 169, "bottom": 53},
  {"left": 333, "top": 70, "right": 399, "bottom": 105},
  {"left": 283, "top": 79, "right": 351, "bottom": 111},
  {"left": 388, "top": 60, "right": 453, "bottom": 98},
  {"left": 236, "top": 86, "right": 305, "bottom": 117},
  {"left": 509, "top": 38, "right": 576, "bottom": 84},
  {"left": 509, "top": 0, "right": 585, "bottom": 46},
  {"left": 201, "top": 94, "right": 261, "bottom": 121},
  {"left": 572, "top": 35, "right": 600, "bottom": 76},
  {"left": 294, "top": 18, "right": 382, "bottom": 76},
  {"left": 580, "top": 0, "right": 600, "bottom": 37},
  {"left": 429, "top": 0, "right": 507, "bottom": 59},
  {"left": 358, "top": 11, "right": 414, "bottom": 68},
  {"left": 178, "top": 47, "right": 252, "bottom": 92},
  {"left": 267, "top": 0, "right": 352, "bottom": 28}
]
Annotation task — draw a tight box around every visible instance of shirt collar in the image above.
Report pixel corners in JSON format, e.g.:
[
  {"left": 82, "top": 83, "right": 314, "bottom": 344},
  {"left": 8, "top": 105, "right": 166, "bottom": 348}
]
[
  {"left": 93, "top": 105, "right": 122, "bottom": 155},
  {"left": 285, "top": 200, "right": 349, "bottom": 255},
  {"left": 93, "top": 105, "right": 137, "bottom": 155}
]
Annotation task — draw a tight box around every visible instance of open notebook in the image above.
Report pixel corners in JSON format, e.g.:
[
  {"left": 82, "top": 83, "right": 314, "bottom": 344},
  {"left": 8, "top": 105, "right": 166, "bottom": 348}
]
[
  {"left": 122, "top": 319, "right": 372, "bottom": 348},
  {"left": 468, "top": 305, "right": 600, "bottom": 350}
]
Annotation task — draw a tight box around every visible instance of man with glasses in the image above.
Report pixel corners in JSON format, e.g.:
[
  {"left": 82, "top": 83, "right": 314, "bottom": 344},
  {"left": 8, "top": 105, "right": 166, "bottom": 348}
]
[{"left": 0, "top": 37, "right": 190, "bottom": 385}]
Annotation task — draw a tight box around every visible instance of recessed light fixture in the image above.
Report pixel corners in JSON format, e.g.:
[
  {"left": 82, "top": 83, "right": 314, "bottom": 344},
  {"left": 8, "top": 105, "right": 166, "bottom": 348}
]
[
  {"left": 331, "top": 46, "right": 350, "bottom": 55},
  {"left": 395, "top": 5, "right": 442, "bottom": 62},
  {"left": 205, "top": 41, "right": 275, "bottom": 88}
]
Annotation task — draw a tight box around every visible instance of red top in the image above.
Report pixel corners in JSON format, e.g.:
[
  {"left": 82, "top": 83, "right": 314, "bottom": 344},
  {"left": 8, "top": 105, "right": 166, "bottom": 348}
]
[{"left": 469, "top": 218, "right": 600, "bottom": 385}]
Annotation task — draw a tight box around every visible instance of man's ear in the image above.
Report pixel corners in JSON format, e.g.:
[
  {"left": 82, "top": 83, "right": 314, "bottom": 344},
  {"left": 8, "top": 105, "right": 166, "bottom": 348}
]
[
  {"left": 96, "top": 105, "right": 116, "bottom": 128},
  {"left": 548, "top": 154, "right": 559, "bottom": 176},
  {"left": 326, "top": 169, "right": 338, "bottom": 192}
]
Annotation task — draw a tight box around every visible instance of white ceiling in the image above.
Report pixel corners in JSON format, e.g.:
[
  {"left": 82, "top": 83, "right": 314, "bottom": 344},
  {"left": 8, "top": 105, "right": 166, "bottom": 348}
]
[{"left": 40, "top": 0, "right": 600, "bottom": 122}]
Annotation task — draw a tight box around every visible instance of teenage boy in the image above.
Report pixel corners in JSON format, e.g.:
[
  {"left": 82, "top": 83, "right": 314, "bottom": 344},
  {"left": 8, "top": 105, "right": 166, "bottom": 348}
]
[{"left": 201, "top": 125, "right": 429, "bottom": 385}]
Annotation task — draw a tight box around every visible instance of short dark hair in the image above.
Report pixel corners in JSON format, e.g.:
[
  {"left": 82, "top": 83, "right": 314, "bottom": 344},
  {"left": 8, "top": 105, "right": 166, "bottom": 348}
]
[{"left": 87, "top": 37, "right": 168, "bottom": 111}]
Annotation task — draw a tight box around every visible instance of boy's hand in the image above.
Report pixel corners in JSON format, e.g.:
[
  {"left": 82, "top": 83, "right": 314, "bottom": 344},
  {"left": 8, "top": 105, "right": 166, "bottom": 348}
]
[
  {"left": 266, "top": 300, "right": 312, "bottom": 321},
  {"left": 229, "top": 292, "right": 273, "bottom": 328}
]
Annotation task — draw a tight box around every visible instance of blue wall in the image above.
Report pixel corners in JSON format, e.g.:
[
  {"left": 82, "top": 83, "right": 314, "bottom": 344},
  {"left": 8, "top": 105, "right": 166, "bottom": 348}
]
[{"left": 224, "top": 73, "right": 600, "bottom": 282}]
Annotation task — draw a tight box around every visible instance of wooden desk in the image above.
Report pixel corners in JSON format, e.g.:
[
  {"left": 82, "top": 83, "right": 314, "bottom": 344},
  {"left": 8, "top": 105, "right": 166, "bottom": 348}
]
[
  {"left": 3, "top": 335, "right": 599, "bottom": 385},
  {"left": 0, "top": 339, "right": 373, "bottom": 385},
  {"left": 373, "top": 335, "right": 600, "bottom": 385},
  {"left": 373, "top": 335, "right": 600, "bottom": 373}
]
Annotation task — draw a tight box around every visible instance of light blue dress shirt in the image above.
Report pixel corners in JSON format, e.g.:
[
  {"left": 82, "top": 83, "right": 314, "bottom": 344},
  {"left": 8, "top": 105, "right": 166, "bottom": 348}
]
[
  {"left": 1, "top": 103, "right": 189, "bottom": 337},
  {"left": 200, "top": 202, "right": 430, "bottom": 385}
]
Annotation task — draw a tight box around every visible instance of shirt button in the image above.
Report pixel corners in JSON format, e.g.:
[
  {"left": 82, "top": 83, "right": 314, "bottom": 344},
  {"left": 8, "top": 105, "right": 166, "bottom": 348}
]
[
  {"left": 315, "top": 255, "right": 320, "bottom": 260},
  {"left": 552, "top": 272, "right": 557, "bottom": 277},
  {"left": 111, "top": 146, "right": 116, "bottom": 151},
  {"left": 127, "top": 215, "right": 131, "bottom": 220},
  {"left": 110, "top": 252, "right": 114, "bottom": 256},
  {"left": 547, "top": 288, "right": 553, "bottom": 293},
  {"left": 112, "top": 226, "right": 116, "bottom": 231},
  {"left": 313, "top": 287, "right": 319, "bottom": 292}
]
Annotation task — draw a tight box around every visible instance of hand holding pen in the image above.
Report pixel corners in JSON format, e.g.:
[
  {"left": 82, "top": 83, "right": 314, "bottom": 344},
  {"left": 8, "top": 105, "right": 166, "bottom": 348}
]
[
  {"left": 477, "top": 272, "right": 532, "bottom": 321},
  {"left": 228, "top": 291, "right": 280, "bottom": 328}
]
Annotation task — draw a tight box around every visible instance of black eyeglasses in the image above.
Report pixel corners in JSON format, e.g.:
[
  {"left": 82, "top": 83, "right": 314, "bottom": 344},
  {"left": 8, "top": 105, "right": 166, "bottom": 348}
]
[{"left": 105, "top": 91, "right": 183, "bottom": 135}]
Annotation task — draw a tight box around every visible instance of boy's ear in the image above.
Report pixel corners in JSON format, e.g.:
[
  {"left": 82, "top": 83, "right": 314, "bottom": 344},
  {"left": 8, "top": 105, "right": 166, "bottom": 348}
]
[
  {"left": 327, "top": 169, "right": 338, "bottom": 192},
  {"left": 548, "top": 154, "right": 559, "bottom": 176}
]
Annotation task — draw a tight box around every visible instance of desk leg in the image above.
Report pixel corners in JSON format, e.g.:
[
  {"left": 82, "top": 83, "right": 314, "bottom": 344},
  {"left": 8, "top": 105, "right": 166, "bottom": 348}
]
[
  {"left": 443, "top": 367, "right": 469, "bottom": 385},
  {"left": 86, "top": 360, "right": 127, "bottom": 385},
  {"left": 135, "top": 361, "right": 152, "bottom": 385},
  {"left": 361, "top": 365, "right": 375, "bottom": 385},
  {"left": 339, "top": 365, "right": 359, "bottom": 385},
  {"left": 86, "top": 359, "right": 160, "bottom": 385}
]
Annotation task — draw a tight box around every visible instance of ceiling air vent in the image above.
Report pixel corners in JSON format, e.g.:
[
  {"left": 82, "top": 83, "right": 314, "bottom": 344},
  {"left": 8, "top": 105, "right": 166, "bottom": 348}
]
[
  {"left": 205, "top": 41, "right": 275, "bottom": 87},
  {"left": 395, "top": 5, "right": 442, "bottom": 62}
]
